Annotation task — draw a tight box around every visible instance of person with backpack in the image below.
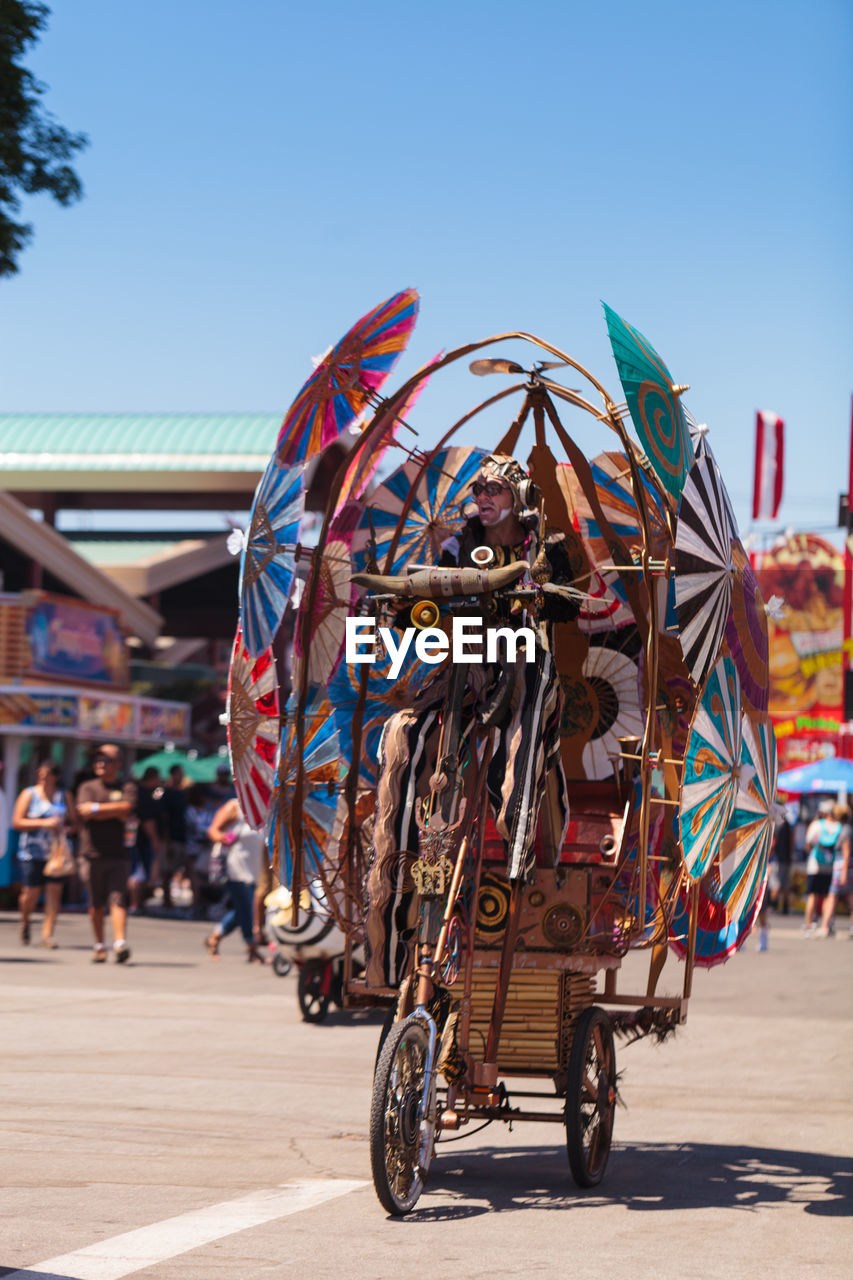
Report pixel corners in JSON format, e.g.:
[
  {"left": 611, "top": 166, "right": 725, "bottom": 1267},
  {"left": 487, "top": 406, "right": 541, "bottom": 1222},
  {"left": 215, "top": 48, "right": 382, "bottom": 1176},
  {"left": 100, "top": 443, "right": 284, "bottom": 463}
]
[
  {"left": 817, "top": 803, "right": 852, "bottom": 938},
  {"left": 803, "top": 799, "right": 844, "bottom": 934}
]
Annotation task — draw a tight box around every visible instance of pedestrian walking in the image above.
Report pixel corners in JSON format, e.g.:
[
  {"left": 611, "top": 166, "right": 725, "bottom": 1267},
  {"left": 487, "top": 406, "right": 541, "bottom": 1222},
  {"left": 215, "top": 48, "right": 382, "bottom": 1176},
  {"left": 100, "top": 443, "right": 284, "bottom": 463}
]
[
  {"left": 159, "top": 764, "right": 190, "bottom": 910},
  {"left": 204, "top": 797, "right": 266, "bottom": 963},
  {"left": 12, "top": 761, "right": 75, "bottom": 948},
  {"left": 128, "top": 766, "right": 164, "bottom": 914},
  {"left": 818, "top": 803, "right": 852, "bottom": 937},
  {"left": 803, "top": 799, "right": 843, "bottom": 934},
  {"left": 771, "top": 813, "right": 793, "bottom": 914},
  {"left": 75, "top": 744, "right": 136, "bottom": 963}
]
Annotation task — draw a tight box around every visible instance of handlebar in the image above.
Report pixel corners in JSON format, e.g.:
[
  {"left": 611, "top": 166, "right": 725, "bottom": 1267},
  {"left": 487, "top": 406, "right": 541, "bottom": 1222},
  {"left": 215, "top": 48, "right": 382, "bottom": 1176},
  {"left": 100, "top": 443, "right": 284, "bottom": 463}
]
[{"left": 351, "top": 560, "right": 530, "bottom": 600}]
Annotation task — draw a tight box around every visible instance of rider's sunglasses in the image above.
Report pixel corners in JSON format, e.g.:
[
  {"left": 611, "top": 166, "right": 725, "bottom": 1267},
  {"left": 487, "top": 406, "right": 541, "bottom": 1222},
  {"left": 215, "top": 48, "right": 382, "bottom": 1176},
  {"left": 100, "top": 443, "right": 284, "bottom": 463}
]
[{"left": 471, "top": 480, "right": 508, "bottom": 498}]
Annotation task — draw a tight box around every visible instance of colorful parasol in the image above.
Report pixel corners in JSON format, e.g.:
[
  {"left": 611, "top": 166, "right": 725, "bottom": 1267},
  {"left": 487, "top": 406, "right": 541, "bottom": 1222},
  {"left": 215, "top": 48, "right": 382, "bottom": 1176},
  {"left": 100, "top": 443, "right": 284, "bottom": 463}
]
[
  {"left": 580, "top": 451, "right": 670, "bottom": 560},
  {"left": 668, "top": 869, "right": 763, "bottom": 968},
  {"left": 686, "top": 412, "right": 740, "bottom": 540},
  {"left": 674, "top": 455, "right": 736, "bottom": 685},
  {"left": 580, "top": 644, "right": 645, "bottom": 781},
  {"left": 226, "top": 626, "right": 280, "bottom": 830},
  {"left": 267, "top": 685, "right": 341, "bottom": 890},
  {"left": 335, "top": 352, "right": 441, "bottom": 511},
  {"left": 571, "top": 450, "right": 671, "bottom": 635},
  {"left": 678, "top": 655, "right": 743, "bottom": 881},
  {"left": 351, "top": 446, "right": 487, "bottom": 574},
  {"left": 717, "top": 712, "right": 777, "bottom": 922},
  {"left": 239, "top": 456, "right": 305, "bottom": 656},
  {"left": 724, "top": 539, "right": 770, "bottom": 714},
  {"left": 276, "top": 289, "right": 419, "bottom": 466},
  {"left": 327, "top": 638, "right": 436, "bottom": 791},
  {"left": 603, "top": 303, "right": 692, "bottom": 500},
  {"left": 291, "top": 501, "right": 362, "bottom": 689}
]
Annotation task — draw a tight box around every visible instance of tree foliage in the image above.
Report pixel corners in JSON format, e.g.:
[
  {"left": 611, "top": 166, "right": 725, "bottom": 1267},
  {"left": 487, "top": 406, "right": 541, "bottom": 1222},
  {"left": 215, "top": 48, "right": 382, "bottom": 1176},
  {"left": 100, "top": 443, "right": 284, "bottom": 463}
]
[{"left": 0, "top": 1, "right": 87, "bottom": 276}]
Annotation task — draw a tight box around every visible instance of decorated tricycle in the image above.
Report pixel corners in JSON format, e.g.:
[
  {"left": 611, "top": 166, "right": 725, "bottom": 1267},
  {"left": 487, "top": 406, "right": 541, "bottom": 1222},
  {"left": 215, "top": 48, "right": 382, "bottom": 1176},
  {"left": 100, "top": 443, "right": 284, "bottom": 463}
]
[{"left": 225, "top": 290, "right": 777, "bottom": 1215}]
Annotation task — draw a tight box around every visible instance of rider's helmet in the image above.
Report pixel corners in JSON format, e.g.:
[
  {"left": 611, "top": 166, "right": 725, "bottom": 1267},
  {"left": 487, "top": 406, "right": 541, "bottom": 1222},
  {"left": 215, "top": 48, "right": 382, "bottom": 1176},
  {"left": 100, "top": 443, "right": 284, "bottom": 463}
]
[{"left": 473, "top": 454, "right": 541, "bottom": 529}]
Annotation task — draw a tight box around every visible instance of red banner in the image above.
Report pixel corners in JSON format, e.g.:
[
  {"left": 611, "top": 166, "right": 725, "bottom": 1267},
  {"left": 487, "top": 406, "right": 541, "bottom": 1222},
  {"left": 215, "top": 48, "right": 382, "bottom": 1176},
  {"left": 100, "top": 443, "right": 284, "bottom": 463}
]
[{"left": 752, "top": 410, "right": 784, "bottom": 521}]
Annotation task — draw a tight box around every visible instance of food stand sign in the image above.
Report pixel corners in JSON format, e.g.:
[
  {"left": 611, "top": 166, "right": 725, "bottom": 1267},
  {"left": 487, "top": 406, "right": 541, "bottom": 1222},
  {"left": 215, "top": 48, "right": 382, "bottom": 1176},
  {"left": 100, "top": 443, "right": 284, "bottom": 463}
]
[
  {"left": 137, "top": 700, "right": 190, "bottom": 742},
  {"left": 78, "top": 695, "right": 135, "bottom": 738},
  {"left": 24, "top": 595, "right": 130, "bottom": 688},
  {"left": 755, "top": 532, "right": 844, "bottom": 769}
]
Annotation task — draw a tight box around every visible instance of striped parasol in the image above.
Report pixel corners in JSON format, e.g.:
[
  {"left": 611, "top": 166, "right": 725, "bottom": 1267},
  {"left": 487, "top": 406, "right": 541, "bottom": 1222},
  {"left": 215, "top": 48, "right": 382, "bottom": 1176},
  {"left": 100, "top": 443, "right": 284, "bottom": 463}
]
[
  {"left": 725, "top": 539, "right": 770, "bottom": 715},
  {"left": 239, "top": 457, "right": 305, "bottom": 656},
  {"left": 226, "top": 626, "right": 280, "bottom": 830},
  {"left": 580, "top": 643, "right": 645, "bottom": 781},
  {"left": 351, "top": 446, "right": 487, "bottom": 574},
  {"left": 717, "top": 712, "right": 777, "bottom": 922},
  {"left": 603, "top": 303, "right": 692, "bottom": 500},
  {"left": 276, "top": 289, "right": 419, "bottom": 466},
  {"left": 267, "top": 685, "right": 341, "bottom": 890},
  {"left": 678, "top": 655, "right": 743, "bottom": 882},
  {"left": 674, "top": 455, "right": 736, "bottom": 685},
  {"left": 684, "top": 409, "right": 740, "bottom": 538}
]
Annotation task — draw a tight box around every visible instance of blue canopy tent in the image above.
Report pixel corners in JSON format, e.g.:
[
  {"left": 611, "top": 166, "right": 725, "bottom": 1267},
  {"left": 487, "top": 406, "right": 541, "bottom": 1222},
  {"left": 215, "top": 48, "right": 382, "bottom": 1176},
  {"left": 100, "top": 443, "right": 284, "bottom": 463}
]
[{"left": 777, "top": 757, "right": 853, "bottom": 795}]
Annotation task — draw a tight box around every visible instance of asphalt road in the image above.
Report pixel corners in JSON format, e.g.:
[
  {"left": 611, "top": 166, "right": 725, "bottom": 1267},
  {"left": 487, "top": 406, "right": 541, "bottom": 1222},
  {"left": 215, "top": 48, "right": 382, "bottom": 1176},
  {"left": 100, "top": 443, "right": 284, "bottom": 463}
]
[{"left": 1, "top": 908, "right": 851, "bottom": 1280}]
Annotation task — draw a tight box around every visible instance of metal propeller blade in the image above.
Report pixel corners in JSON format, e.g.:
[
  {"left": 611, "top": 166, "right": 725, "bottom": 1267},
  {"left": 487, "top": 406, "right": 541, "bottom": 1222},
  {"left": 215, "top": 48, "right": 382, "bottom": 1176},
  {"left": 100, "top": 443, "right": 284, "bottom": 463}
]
[
  {"left": 469, "top": 358, "right": 525, "bottom": 376},
  {"left": 469, "top": 357, "right": 573, "bottom": 378}
]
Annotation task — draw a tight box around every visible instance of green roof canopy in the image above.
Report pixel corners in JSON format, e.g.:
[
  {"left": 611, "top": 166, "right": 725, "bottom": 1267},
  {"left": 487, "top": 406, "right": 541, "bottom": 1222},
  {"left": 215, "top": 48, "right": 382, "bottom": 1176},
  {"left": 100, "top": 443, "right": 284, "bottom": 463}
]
[{"left": 0, "top": 413, "right": 280, "bottom": 472}]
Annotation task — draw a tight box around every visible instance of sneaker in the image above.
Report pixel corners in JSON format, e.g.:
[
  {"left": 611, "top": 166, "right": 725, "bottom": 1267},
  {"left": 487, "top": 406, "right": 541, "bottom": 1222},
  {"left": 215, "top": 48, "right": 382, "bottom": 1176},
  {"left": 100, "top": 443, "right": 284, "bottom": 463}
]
[
  {"left": 39, "top": 936, "right": 59, "bottom": 950},
  {"left": 92, "top": 945, "right": 107, "bottom": 963},
  {"left": 757, "top": 927, "right": 768, "bottom": 952},
  {"left": 114, "top": 942, "right": 131, "bottom": 964}
]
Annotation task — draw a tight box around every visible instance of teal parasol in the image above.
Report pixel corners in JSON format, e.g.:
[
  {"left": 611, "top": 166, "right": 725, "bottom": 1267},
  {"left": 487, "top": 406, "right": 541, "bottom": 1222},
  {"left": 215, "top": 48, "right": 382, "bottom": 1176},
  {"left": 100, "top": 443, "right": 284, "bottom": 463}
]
[
  {"left": 717, "top": 712, "right": 777, "bottom": 922},
  {"left": 603, "top": 303, "right": 692, "bottom": 500},
  {"left": 678, "top": 655, "right": 743, "bottom": 882}
]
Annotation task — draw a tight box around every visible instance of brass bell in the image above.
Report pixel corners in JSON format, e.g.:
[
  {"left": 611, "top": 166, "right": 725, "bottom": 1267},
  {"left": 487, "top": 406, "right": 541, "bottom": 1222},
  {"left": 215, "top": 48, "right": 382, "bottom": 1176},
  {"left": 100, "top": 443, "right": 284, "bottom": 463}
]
[{"left": 411, "top": 599, "right": 441, "bottom": 629}]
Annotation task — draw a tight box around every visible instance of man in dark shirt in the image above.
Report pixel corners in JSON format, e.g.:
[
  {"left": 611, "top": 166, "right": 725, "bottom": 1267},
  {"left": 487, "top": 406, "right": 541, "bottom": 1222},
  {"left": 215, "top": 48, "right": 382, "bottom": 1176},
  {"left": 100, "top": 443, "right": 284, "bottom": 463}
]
[{"left": 76, "top": 743, "right": 137, "bottom": 963}]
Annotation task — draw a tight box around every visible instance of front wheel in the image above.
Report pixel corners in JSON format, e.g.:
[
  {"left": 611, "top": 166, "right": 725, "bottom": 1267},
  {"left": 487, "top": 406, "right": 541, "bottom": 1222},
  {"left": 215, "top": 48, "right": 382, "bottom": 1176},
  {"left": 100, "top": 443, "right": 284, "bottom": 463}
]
[
  {"left": 565, "top": 1005, "right": 617, "bottom": 1188},
  {"left": 369, "top": 1018, "right": 436, "bottom": 1215},
  {"left": 297, "top": 959, "right": 331, "bottom": 1022}
]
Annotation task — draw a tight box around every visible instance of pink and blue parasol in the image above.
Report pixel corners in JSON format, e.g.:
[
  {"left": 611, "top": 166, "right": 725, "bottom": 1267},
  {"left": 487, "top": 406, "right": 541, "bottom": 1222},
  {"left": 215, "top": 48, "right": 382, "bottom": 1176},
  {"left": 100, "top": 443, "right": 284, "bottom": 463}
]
[
  {"left": 668, "top": 869, "right": 764, "bottom": 968},
  {"left": 276, "top": 289, "right": 419, "bottom": 466},
  {"left": 351, "top": 445, "right": 487, "bottom": 575},
  {"left": 327, "top": 638, "right": 435, "bottom": 791},
  {"left": 226, "top": 626, "right": 280, "bottom": 830},
  {"left": 239, "top": 457, "right": 305, "bottom": 656},
  {"left": 267, "top": 685, "right": 341, "bottom": 889}
]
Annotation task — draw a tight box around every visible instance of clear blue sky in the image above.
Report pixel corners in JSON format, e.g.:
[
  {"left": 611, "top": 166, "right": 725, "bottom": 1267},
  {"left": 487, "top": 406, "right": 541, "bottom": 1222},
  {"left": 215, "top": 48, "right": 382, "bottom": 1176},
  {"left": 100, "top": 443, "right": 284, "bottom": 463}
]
[{"left": 1, "top": 0, "right": 850, "bottom": 534}]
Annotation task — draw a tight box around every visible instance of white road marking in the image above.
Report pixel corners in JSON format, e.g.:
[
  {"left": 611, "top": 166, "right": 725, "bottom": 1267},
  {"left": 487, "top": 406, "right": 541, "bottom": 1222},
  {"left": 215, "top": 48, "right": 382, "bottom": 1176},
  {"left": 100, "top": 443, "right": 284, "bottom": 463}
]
[{"left": 6, "top": 1180, "right": 366, "bottom": 1280}]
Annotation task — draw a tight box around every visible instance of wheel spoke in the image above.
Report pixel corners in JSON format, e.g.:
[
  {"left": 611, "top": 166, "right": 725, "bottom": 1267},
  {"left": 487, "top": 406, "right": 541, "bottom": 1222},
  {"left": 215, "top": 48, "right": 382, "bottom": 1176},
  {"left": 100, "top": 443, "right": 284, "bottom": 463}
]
[{"left": 581, "top": 1071, "right": 599, "bottom": 1103}]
